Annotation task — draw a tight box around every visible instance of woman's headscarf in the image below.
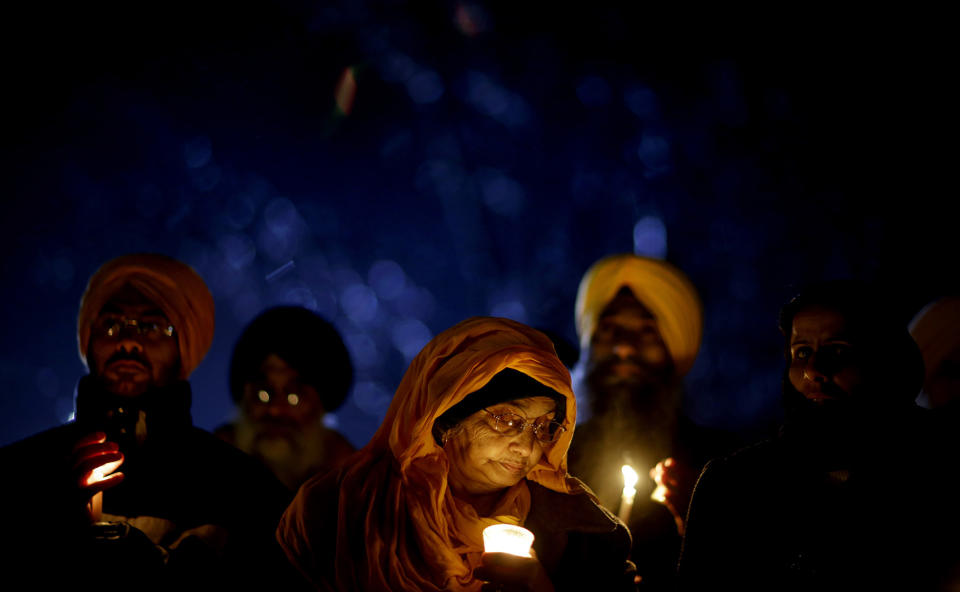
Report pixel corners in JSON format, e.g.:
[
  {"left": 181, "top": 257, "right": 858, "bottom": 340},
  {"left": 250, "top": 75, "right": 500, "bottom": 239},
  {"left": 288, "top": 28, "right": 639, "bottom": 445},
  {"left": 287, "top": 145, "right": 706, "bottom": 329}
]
[
  {"left": 278, "top": 317, "right": 583, "bottom": 591},
  {"left": 77, "top": 253, "right": 215, "bottom": 379},
  {"left": 575, "top": 254, "right": 703, "bottom": 376}
]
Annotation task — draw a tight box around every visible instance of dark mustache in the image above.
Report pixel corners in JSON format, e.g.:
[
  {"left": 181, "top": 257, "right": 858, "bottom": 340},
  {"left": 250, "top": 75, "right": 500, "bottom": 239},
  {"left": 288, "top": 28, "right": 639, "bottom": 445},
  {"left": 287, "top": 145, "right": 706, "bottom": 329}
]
[{"left": 107, "top": 350, "right": 151, "bottom": 369}]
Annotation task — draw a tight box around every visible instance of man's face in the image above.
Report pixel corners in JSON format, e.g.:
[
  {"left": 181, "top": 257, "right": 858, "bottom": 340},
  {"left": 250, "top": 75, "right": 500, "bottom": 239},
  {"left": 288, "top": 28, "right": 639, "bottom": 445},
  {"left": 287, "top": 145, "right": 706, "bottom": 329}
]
[
  {"left": 585, "top": 288, "right": 674, "bottom": 394},
  {"left": 87, "top": 284, "right": 181, "bottom": 397},
  {"left": 240, "top": 354, "right": 324, "bottom": 433},
  {"left": 788, "top": 306, "right": 867, "bottom": 404}
]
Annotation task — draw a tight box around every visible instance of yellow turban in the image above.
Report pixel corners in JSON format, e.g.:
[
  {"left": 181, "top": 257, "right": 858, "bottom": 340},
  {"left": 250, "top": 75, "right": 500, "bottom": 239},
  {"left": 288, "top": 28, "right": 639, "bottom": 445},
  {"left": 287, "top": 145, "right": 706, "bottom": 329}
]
[
  {"left": 575, "top": 254, "right": 703, "bottom": 376},
  {"left": 77, "top": 253, "right": 216, "bottom": 379},
  {"left": 909, "top": 296, "right": 960, "bottom": 389}
]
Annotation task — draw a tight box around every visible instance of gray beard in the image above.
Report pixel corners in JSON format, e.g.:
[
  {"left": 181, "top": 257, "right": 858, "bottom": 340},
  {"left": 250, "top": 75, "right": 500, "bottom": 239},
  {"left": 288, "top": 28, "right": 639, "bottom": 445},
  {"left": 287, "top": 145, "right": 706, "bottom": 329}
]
[{"left": 233, "top": 415, "right": 332, "bottom": 490}]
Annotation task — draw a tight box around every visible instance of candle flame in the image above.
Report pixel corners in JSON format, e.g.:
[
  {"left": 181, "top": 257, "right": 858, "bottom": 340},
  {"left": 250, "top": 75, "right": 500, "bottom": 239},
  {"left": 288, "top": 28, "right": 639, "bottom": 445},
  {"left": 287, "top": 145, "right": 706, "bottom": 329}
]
[{"left": 621, "top": 464, "right": 639, "bottom": 491}]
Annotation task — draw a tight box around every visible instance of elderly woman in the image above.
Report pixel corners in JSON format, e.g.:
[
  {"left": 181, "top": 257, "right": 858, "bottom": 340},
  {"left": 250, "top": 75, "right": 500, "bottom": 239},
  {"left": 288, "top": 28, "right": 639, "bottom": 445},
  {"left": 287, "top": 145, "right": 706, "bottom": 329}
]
[{"left": 277, "top": 317, "right": 636, "bottom": 591}]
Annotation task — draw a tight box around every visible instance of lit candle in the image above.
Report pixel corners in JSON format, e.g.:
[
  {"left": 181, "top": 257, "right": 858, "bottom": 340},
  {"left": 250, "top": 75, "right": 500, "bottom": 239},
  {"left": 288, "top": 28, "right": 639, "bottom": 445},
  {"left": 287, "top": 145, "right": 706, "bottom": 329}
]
[
  {"left": 87, "top": 460, "right": 121, "bottom": 524},
  {"left": 618, "top": 464, "right": 639, "bottom": 523},
  {"left": 482, "top": 524, "right": 535, "bottom": 557}
]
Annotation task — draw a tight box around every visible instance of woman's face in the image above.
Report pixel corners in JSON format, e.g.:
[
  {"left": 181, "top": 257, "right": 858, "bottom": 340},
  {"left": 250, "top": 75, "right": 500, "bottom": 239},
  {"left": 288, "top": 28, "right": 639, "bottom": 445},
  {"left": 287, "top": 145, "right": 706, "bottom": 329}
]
[{"left": 445, "top": 396, "right": 559, "bottom": 497}]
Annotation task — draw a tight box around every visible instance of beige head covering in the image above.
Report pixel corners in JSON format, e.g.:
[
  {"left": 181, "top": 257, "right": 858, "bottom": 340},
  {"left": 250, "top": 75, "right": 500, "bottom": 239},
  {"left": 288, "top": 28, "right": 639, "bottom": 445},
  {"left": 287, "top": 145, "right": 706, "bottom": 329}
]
[
  {"left": 909, "top": 296, "right": 960, "bottom": 392},
  {"left": 575, "top": 253, "right": 703, "bottom": 376},
  {"left": 77, "top": 253, "right": 215, "bottom": 379}
]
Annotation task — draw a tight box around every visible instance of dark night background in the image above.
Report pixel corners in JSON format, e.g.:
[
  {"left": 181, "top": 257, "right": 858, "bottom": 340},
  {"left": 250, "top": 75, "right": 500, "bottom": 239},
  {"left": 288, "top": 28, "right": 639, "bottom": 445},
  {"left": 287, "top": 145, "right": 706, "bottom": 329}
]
[{"left": 1, "top": 3, "right": 954, "bottom": 448}]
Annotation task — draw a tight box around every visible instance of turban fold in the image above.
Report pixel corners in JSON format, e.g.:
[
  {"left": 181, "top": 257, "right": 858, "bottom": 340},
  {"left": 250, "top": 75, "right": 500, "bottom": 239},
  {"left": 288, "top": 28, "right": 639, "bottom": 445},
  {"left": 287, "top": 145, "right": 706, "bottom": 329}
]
[
  {"left": 77, "top": 253, "right": 215, "bottom": 379},
  {"left": 575, "top": 254, "right": 702, "bottom": 376},
  {"left": 278, "top": 317, "right": 583, "bottom": 591},
  {"left": 909, "top": 296, "right": 960, "bottom": 390}
]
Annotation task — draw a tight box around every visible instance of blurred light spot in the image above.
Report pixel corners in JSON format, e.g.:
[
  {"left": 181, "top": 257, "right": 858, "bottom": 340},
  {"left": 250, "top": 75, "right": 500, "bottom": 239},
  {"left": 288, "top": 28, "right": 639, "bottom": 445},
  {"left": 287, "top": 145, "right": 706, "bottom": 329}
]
[
  {"left": 335, "top": 66, "right": 358, "bottom": 116},
  {"left": 260, "top": 198, "right": 307, "bottom": 262},
  {"left": 407, "top": 69, "right": 444, "bottom": 104},
  {"left": 343, "top": 332, "right": 380, "bottom": 370},
  {"left": 576, "top": 75, "right": 612, "bottom": 107},
  {"left": 632, "top": 216, "right": 668, "bottom": 259},
  {"left": 224, "top": 193, "right": 257, "bottom": 230},
  {"left": 637, "top": 134, "right": 671, "bottom": 176},
  {"left": 624, "top": 86, "right": 659, "bottom": 120},
  {"left": 218, "top": 234, "right": 256, "bottom": 270},
  {"left": 183, "top": 135, "right": 212, "bottom": 169},
  {"left": 391, "top": 318, "right": 432, "bottom": 360},
  {"left": 464, "top": 71, "right": 516, "bottom": 121},
  {"left": 322, "top": 413, "right": 339, "bottom": 429},
  {"left": 490, "top": 300, "right": 528, "bottom": 323},
  {"left": 368, "top": 260, "right": 407, "bottom": 301},
  {"left": 287, "top": 393, "right": 300, "bottom": 406},
  {"left": 353, "top": 381, "right": 393, "bottom": 417},
  {"left": 36, "top": 367, "right": 59, "bottom": 399},
  {"left": 258, "top": 390, "right": 270, "bottom": 403},
  {"left": 266, "top": 260, "right": 296, "bottom": 282},
  {"left": 264, "top": 198, "right": 303, "bottom": 236},
  {"left": 479, "top": 170, "right": 525, "bottom": 217},
  {"left": 284, "top": 284, "right": 317, "bottom": 310},
  {"left": 189, "top": 163, "right": 221, "bottom": 192},
  {"left": 454, "top": 2, "right": 490, "bottom": 36},
  {"left": 340, "top": 283, "right": 379, "bottom": 325},
  {"left": 379, "top": 52, "right": 416, "bottom": 82}
]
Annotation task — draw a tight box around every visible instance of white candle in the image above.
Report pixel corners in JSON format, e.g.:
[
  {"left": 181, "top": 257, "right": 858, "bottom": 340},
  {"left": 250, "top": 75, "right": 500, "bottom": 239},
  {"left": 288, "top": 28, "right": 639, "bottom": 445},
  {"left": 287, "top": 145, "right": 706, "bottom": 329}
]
[
  {"left": 482, "top": 524, "right": 535, "bottom": 557},
  {"left": 618, "top": 464, "right": 639, "bottom": 523}
]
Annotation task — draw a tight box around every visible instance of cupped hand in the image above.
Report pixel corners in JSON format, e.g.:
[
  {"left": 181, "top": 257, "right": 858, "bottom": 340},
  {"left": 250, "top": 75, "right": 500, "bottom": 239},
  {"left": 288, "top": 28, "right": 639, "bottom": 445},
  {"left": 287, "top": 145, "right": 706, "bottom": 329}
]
[
  {"left": 71, "top": 432, "right": 125, "bottom": 521},
  {"left": 474, "top": 551, "right": 555, "bottom": 592},
  {"left": 650, "top": 457, "right": 697, "bottom": 535}
]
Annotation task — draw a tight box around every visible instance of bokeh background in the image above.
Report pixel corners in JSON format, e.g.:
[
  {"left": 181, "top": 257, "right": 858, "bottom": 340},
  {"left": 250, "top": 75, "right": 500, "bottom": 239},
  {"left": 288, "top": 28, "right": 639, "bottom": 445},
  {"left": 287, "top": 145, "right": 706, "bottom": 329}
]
[{"left": 2, "top": 2, "right": 954, "bottom": 448}]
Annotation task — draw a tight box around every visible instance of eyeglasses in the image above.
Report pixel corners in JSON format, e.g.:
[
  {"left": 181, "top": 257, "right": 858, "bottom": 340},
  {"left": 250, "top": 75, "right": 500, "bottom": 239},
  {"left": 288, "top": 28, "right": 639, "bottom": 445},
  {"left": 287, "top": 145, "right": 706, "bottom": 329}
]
[
  {"left": 482, "top": 409, "right": 566, "bottom": 444},
  {"left": 94, "top": 316, "right": 175, "bottom": 339}
]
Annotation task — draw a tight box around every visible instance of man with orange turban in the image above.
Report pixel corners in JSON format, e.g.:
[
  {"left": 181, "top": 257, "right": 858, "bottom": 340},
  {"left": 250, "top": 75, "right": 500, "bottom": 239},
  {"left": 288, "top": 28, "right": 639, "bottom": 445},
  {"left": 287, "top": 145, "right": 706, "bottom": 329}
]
[
  {"left": 0, "top": 253, "right": 293, "bottom": 588},
  {"left": 566, "top": 254, "right": 737, "bottom": 591}
]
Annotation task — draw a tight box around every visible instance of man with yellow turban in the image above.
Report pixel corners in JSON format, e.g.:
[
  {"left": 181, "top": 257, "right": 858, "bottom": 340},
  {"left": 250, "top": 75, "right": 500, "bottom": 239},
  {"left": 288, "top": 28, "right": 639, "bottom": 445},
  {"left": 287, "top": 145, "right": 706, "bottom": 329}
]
[
  {"left": 0, "top": 254, "right": 293, "bottom": 589},
  {"left": 566, "top": 254, "right": 737, "bottom": 591}
]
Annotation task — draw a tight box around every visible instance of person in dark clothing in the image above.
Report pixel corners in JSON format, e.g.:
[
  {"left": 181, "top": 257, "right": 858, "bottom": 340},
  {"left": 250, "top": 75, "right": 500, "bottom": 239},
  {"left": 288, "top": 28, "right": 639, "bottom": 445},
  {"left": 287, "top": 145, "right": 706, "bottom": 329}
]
[
  {"left": 0, "top": 253, "right": 296, "bottom": 590},
  {"left": 215, "top": 306, "right": 356, "bottom": 491},
  {"left": 678, "top": 280, "right": 952, "bottom": 591},
  {"left": 566, "top": 254, "right": 738, "bottom": 590}
]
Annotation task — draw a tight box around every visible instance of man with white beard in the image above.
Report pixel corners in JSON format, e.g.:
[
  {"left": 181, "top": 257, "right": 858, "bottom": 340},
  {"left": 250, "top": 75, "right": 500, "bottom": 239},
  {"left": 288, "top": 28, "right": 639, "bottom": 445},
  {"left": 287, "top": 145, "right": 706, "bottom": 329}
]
[{"left": 216, "top": 306, "right": 355, "bottom": 491}]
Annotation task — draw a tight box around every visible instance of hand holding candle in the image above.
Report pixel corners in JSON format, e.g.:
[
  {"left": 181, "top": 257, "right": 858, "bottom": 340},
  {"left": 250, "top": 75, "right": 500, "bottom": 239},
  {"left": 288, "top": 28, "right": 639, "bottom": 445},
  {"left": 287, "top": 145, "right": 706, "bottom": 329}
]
[
  {"left": 618, "top": 464, "right": 639, "bottom": 523},
  {"left": 71, "top": 432, "right": 125, "bottom": 523}
]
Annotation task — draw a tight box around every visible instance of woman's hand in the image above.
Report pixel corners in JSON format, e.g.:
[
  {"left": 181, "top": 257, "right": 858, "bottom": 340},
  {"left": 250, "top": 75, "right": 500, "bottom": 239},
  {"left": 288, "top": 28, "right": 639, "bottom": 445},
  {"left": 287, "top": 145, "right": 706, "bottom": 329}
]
[
  {"left": 71, "top": 432, "right": 125, "bottom": 523},
  {"left": 474, "top": 551, "right": 555, "bottom": 592}
]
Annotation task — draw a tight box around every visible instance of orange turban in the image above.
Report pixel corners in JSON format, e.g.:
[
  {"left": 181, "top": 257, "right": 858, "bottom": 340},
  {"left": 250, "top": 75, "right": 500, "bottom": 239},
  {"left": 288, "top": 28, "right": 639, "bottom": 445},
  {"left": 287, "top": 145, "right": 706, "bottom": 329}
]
[
  {"left": 909, "top": 296, "right": 960, "bottom": 393},
  {"left": 575, "top": 254, "right": 703, "bottom": 376},
  {"left": 77, "top": 253, "right": 215, "bottom": 379},
  {"left": 278, "top": 317, "right": 584, "bottom": 591}
]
